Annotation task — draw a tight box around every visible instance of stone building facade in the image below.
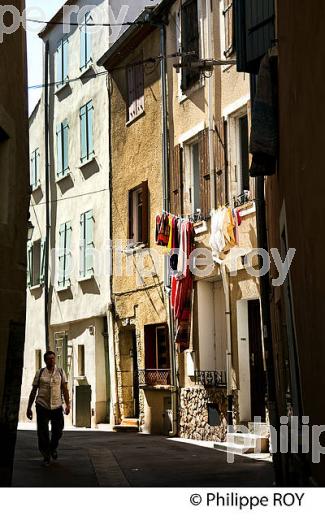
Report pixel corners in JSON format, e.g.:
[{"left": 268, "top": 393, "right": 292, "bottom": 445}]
[{"left": 0, "top": 0, "right": 29, "bottom": 485}]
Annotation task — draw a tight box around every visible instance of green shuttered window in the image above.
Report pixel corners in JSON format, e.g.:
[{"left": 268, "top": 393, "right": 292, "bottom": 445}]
[
  {"left": 56, "top": 37, "right": 69, "bottom": 86},
  {"left": 27, "top": 239, "right": 45, "bottom": 288},
  {"left": 79, "top": 210, "right": 94, "bottom": 279},
  {"left": 80, "top": 12, "right": 92, "bottom": 70},
  {"left": 58, "top": 222, "right": 72, "bottom": 289},
  {"left": 56, "top": 119, "right": 69, "bottom": 178},
  {"left": 80, "top": 101, "right": 94, "bottom": 162}
]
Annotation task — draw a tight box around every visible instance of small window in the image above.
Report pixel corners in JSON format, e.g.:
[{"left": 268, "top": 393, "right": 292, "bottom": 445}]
[
  {"left": 79, "top": 210, "right": 94, "bottom": 278},
  {"left": 181, "top": 0, "right": 200, "bottom": 92},
  {"left": 78, "top": 345, "right": 85, "bottom": 376},
  {"left": 128, "top": 181, "right": 149, "bottom": 245},
  {"left": 56, "top": 37, "right": 69, "bottom": 86},
  {"left": 80, "top": 12, "right": 92, "bottom": 70},
  {"left": 35, "top": 349, "right": 42, "bottom": 371},
  {"left": 127, "top": 61, "right": 144, "bottom": 123},
  {"left": 30, "top": 148, "right": 40, "bottom": 190},
  {"left": 56, "top": 120, "right": 69, "bottom": 178},
  {"left": 80, "top": 101, "right": 94, "bottom": 162},
  {"left": 238, "top": 114, "right": 249, "bottom": 194}
]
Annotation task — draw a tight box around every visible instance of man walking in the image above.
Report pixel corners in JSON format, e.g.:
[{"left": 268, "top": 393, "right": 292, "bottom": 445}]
[{"left": 27, "top": 351, "right": 70, "bottom": 466}]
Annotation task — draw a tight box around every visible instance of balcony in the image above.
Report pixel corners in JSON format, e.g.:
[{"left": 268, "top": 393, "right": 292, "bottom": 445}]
[
  {"left": 194, "top": 370, "right": 227, "bottom": 388},
  {"left": 138, "top": 369, "right": 171, "bottom": 387}
]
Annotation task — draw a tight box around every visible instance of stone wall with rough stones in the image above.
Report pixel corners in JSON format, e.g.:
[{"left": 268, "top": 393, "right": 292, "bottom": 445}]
[{"left": 179, "top": 387, "right": 239, "bottom": 441}]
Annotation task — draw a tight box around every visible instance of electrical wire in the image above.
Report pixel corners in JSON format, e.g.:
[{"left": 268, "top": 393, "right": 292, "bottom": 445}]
[
  {"left": 26, "top": 19, "right": 145, "bottom": 27},
  {"left": 28, "top": 51, "right": 195, "bottom": 90},
  {"left": 30, "top": 187, "right": 109, "bottom": 207}
]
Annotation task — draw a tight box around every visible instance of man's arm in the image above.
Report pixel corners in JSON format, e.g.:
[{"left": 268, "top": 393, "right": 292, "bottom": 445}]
[
  {"left": 62, "top": 383, "right": 70, "bottom": 415},
  {"left": 26, "top": 386, "right": 38, "bottom": 420}
]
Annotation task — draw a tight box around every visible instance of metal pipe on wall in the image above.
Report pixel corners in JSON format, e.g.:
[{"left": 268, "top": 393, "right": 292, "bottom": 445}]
[
  {"left": 44, "top": 40, "right": 50, "bottom": 350},
  {"left": 160, "top": 21, "right": 178, "bottom": 437}
]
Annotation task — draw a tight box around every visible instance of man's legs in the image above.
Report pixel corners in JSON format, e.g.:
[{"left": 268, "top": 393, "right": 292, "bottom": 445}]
[
  {"left": 36, "top": 404, "right": 51, "bottom": 461},
  {"left": 50, "top": 406, "right": 64, "bottom": 456}
]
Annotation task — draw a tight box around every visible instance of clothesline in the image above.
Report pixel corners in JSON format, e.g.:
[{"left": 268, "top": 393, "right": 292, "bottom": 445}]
[{"left": 161, "top": 209, "right": 207, "bottom": 223}]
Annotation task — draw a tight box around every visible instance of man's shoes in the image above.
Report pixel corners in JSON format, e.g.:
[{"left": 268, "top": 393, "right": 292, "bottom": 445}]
[
  {"left": 51, "top": 450, "right": 58, "bottom": 460},
  {"left": 42, "top": 456, "right": 50, "bottom": 467}
]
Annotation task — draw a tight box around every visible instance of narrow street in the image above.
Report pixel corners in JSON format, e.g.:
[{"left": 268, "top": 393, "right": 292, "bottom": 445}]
[{"left": 13, "top": 430, "right": 274, "bottom": 487}]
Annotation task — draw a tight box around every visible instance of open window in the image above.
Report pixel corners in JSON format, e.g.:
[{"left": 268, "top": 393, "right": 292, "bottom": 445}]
[
  {"left": 144, "top": 324, "right": 170, "bottom": 386},
  {"left": 128, "top": 180, "right": 149, "bottom": 245}
]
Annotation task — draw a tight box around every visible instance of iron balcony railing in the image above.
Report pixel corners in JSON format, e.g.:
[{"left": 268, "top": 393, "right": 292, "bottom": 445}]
[
  {"left": 138, "top": 369, "right": 171, "bottom": 387},
  {"left": 194, "top": 370, "right": 227, "bottom": 388}
]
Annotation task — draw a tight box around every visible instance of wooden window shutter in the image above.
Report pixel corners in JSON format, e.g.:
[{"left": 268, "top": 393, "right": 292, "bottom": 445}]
[
  {"left": 198, "top": 129, "right": 210, "bottom": 218},
  {"left": 128, "top": 190, "right": 133, "bottom": 241},
  {"left": 214, "top": 117, "right": 227, "bottom": 207},
  {"left": 170, "top": 144, "right": 183, "bottom": 215},
  {"left": 223, "top": 0, "right": 234, "bottom": 58},
  {"left": 141, "top": 180, "right": 149, "bottom": 245}
]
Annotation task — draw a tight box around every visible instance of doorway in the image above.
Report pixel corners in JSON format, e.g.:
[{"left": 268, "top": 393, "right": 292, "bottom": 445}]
[
  {"left": 237, "top": 299, "right": 266, "bottom": 422},
  {"left": 248, "top": 300, "right": 266, "bottom": 421}
]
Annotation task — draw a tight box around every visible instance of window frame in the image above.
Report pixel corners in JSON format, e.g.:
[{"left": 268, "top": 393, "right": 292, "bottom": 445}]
[
  {"left": 30, "top": 148, "right": 40, "bottom": 190},
  {"left": 180, "top": 0, "right": 201, "bottom": 93},
  {"left": 80, "top": 100, "right": 94, "bottom": 163},
  {"left": 56, "top": 119, "right": 69, "bottom": 179},
  {"left": 27, "top": 239, "right": 45, "bottom": 288},
  {"left": 57, "top": 222, "right": 72, "bottom": 290},
  {"left": 79, "top": 209, "right": 95, "bottom": 280},
  {"left": 56, "top": 37, "right": 69, "bottom": 88},
  {"left": 128, "top": 181, "right": 149, "bottom": 246},
  {"left": 80, "top": 11, "right": 93, "bottom": 71},
  {"left": 126, "top": 59, "right": 144, "bottom": 124}
]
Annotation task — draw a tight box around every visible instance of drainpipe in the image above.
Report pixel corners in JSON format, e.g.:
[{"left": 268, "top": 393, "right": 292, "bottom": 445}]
[
  {"left": 44, "top": 40, "right": 50, "bottom": 350},
  {"left": 250, "top": 74, "right": 282, "bottom": 484},
  {"left": 107, "top": 73, "right": 119, "bottom": 426},
  {"left": 214, "top": 257, "right": 233, "bottom": 427},
  {"left": 206, "top": 0, "right": 216, "bottom": 210},
  {"left": 160, "top": 21, "right": 177, "bottom": 436}
]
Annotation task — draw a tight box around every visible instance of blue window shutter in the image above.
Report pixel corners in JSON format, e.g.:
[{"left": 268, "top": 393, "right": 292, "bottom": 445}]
[
  {"left": 62, "top": 120, "right": 69, "bottom": 173},
  {"left": 80, "top": 105, "right": 87, "bottom": 161},
  {"left": 30, "top": 154, "right": 35, "bottom": 188},
  {"left": 80, "top": 25, "right": 86, "bottom": 69},
  {"left": 63, "top": 38, "right": 69, "bottom": 81},
  {"left": 35, "top": 149, "right": 39, "bottom": 186},
  {"left": 58, "top": 223, "right": 65, "bottom": 287},
  {"left": 56, "top": 123, "right": 63, "bottom": 177},
  {"left": 85, "top": 210, "right": 94, "bottom": 276},
  {"left": 86, "top": 13, "right": 92, "bottom": 64},
  {"left": 65, "top": 222, "right": 72, "bottom": 285},
  {"left": 40, "top": 239, "right": 46, "bottom": 284},
  {"left": 87, "top": 102, "right": 94, "bottom": 156},
  {"left": 27, "top": 242, "right": 32, "bottom": 287},
  {"left": 79, "top": 213, "right": 86, "bottom": 277},
  {"left": 56, "top": 43, "right": 62, "bottom": 85}
]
